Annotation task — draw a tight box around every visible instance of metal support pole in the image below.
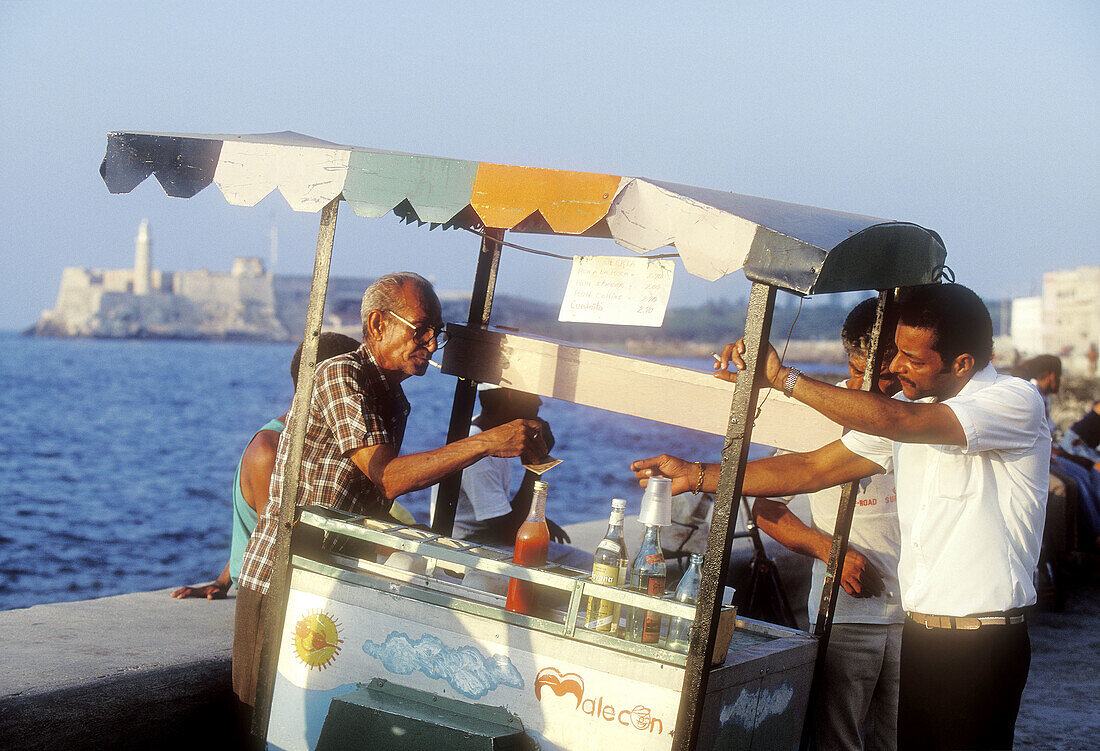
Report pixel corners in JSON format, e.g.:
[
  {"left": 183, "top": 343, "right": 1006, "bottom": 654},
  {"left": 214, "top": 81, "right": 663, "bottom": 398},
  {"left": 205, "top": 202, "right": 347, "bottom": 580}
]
[
  {"left": 799, "top": 288, "right": 894, "bottom": 751},
  {"left": 673, "top": 282, "right": 777, "bottom": 751},
  {"left": 251, "top": 197, "right": 340, "bottom": 738},
  {"left": 431, "top": 227, "right": 505, "bottom": 535}
]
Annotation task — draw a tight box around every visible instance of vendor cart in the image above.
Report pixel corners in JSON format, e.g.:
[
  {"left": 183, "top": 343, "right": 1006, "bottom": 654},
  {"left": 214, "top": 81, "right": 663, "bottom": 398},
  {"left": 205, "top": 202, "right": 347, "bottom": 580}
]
[{"left": 100, "top": 131, "right": 946, "bottom": 750}]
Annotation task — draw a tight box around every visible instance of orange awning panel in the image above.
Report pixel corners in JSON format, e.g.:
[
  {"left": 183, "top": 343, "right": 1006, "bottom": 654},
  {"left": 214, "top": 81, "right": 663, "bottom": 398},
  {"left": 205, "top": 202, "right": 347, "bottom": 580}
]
[{"left": 471, "top": 163, "right": 622, "bottom": 234}]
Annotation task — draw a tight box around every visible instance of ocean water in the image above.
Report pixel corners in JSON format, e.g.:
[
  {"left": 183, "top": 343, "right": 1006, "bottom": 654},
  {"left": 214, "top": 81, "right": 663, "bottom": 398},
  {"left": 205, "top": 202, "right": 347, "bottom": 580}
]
[{"left": 0, "top": 332, "right": 833, "bottom": 611}]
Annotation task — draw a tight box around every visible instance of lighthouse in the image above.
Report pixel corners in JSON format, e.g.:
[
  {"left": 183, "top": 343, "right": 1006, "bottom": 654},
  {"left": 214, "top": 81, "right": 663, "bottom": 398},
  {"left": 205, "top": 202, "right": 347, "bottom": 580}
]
[{"left": 133, "top": 219, "right": 152, "bottom": 295}]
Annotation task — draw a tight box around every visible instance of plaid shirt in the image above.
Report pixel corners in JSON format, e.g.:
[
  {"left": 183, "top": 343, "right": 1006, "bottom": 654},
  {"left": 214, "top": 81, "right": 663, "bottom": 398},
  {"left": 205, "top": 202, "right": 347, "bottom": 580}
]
[{"left": 237, "top": 345, "right": 410, "bottom": 594}]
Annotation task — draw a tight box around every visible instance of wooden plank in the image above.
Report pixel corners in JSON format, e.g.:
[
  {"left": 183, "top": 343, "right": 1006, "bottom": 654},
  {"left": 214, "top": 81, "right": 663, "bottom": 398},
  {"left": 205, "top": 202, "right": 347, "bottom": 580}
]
[{"left": 440, "top": 324, "right": 841, "bottom": 453}]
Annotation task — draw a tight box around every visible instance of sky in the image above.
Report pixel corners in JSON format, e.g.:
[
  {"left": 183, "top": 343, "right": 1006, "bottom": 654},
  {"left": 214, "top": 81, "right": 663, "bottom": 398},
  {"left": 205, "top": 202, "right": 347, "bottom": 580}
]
[{"left": 1, "top": 1, "right": 1096, "bottom": 330}]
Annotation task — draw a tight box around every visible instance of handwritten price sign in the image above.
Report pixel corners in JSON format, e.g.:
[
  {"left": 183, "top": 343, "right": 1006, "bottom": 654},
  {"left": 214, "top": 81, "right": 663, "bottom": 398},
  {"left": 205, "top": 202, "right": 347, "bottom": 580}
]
[{"left": 558, "top": 256, "right": 674, "bottom": 327}]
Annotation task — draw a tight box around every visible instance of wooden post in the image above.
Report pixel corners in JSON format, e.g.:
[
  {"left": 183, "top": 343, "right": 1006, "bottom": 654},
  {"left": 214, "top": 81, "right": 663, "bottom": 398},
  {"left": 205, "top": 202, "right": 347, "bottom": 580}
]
[
  {"left": 250, "top": 197, "right": 339, "bottom": 738},
  {"left": 672, "top": 282, "right": 777, "bottom": 751},
  {"left": 431, "top": 228, "right": 505, "bottom": 535}
]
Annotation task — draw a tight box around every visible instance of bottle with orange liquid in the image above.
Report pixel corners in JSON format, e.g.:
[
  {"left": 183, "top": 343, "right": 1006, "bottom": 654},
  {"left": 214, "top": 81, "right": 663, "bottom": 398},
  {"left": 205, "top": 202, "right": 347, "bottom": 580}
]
[{"left": 505, "top": 478, "right": 550, "bottom": 615}]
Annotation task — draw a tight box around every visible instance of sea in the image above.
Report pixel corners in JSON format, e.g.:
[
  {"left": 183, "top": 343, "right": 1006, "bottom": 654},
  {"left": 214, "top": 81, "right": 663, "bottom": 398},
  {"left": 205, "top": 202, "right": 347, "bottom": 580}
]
[{"left": 0, "top": 332, "right": 836, "bottom": 612}]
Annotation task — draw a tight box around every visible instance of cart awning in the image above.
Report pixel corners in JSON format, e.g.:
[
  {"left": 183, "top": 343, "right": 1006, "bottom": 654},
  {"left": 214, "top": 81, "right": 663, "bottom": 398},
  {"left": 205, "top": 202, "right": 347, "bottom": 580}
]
[{"left": 100, "top": 131, "right": 946, "bottom": 294}]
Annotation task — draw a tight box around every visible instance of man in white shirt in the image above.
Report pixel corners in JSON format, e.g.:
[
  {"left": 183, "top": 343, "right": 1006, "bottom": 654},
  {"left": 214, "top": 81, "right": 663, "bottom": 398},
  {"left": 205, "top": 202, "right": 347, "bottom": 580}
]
[
  {"left": 432, "top": 385, "right": 590, "bottom": 568},
  {"left": 754, "top": 299, "right": 903, "bottom": 751},
  {"left": 633, "top": 283, "right": 1050, "bottom": 750}
]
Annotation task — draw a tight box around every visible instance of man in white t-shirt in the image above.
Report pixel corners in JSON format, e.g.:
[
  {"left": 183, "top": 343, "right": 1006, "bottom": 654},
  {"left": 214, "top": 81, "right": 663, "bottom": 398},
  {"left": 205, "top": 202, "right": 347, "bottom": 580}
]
[
  {"left": 754, "top": 299, "right": 903, "bottom": 751},
  {"left": 432, "top": 385, "right": 591, "bottom": 569},
  {"left": 634, "top": 284, "right": 1050, "bottom": 750}
]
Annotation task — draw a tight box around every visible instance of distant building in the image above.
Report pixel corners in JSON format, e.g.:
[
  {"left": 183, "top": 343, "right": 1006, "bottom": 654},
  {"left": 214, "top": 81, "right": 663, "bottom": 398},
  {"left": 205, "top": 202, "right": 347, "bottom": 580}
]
[
  {"left": 1010, "top": 296, "right": 1043, "bottom": 358},
  {"left": 1010, "top": 265, "right": 1100, "bottom": 375},
  {"left": 31, "top": 221, "right": 378, "bottom": 341},
  {"left": 1044, "top": 266, "right": 1100, "bottom": 372}
]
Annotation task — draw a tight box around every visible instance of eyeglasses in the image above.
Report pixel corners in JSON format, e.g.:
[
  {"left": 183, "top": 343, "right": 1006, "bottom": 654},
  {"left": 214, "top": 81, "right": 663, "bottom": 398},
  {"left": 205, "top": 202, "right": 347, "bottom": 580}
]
[{"left": 387, "top": 310, "right": 450, "bottom": 348}]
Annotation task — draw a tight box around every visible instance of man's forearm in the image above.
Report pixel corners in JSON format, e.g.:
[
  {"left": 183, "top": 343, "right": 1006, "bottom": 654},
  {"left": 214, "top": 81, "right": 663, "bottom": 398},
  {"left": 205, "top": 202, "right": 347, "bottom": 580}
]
[
  {"left": 753, "top": 498, "right": 831, "bottom": 562},
  {"left": 781, "top": 369, "right": 964, "bottom": 445},
  {"left": 367, "top": 435, "right": 491, "bottom": 499},
  {"left": 697, "top": 440, "right": 878, "bottom": 498}
]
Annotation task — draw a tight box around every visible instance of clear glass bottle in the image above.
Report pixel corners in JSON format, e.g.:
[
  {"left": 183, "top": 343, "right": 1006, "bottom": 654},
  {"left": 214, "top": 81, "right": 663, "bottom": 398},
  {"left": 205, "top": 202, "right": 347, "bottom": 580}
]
[
  {"left": 626, "top": 522, "right": 667, "bottom": 643},
  {"left": 584, "top": 499, "right": 629, "bottom": 634},
  {"left": 505, "top": 480, "right": 550, "bottom": 615},
  {"left": 666, "top": 553, "right": 704, "bottom": 653}
]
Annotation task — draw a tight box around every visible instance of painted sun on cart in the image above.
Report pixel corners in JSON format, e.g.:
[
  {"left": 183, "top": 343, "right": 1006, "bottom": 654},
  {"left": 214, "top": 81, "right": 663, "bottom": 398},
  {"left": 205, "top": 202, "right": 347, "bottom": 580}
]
[{"left": 291, "top": 610, "right": 343, "bottom": 670}]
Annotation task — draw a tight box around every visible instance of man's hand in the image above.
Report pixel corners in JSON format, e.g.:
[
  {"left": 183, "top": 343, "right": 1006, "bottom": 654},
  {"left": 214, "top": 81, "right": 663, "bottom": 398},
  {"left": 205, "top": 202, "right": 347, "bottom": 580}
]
[
  {"left": 535, "top": 419, "right": 555, "bottom": 453},
  {"left": 631, "top": 454, "right": 697, "bottom": 495},
  {"left": 838, "top": 549, "right": 885, "bottom": 598},
  {"left": 482, "top": 419, "right": 549, "bottom": 464},
  {"left": 547, "top": 517, "right": 571, "bottom": 544},
  {"left": 171, "top": 581, "right": 229, "bottom": 600},
  {"left": 714, "top": 338, "right": 785, "bottom": 390}
]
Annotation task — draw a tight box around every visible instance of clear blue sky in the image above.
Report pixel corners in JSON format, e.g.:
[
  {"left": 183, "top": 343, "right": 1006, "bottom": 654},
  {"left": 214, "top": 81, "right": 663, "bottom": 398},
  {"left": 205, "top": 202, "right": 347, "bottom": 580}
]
[{"left": 1, "top": 1, "right": 1096, "bottom": 329}]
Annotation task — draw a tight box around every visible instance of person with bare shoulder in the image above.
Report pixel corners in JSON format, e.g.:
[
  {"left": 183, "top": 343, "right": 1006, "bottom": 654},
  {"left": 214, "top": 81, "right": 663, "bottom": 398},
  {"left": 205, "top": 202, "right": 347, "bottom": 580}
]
[
  {"left": 171, "top": 333, "right": 360, "bottom": 600},
  {"left": 632, "top": 284, "right": 1050, "bottom": 751}
]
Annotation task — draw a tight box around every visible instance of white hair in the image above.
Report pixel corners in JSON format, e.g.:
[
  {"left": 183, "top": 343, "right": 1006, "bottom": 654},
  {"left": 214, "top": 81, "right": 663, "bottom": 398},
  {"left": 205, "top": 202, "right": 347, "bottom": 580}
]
[{"left": 360, "top": 272, "right": 434, "bottom": 338}]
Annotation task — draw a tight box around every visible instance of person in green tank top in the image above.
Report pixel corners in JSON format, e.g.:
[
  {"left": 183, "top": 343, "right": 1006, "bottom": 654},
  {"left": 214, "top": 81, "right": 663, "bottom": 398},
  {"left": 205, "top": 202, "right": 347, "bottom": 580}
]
[{"left": 171, "top": 333, "right": 360, "bottom": 599}]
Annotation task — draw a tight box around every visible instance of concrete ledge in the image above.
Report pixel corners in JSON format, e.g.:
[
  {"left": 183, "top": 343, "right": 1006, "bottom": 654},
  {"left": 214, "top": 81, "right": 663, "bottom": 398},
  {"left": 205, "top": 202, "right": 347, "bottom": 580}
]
[{"left": 0, "top": 588, "right": 238, "bottom": 750}]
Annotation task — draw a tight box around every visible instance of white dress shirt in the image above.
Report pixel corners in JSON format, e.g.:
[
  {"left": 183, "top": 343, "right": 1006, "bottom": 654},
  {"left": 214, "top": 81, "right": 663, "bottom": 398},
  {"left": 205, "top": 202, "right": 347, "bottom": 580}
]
[{"left": 841, "top": 366, "right": 1050, "bottom": 616}]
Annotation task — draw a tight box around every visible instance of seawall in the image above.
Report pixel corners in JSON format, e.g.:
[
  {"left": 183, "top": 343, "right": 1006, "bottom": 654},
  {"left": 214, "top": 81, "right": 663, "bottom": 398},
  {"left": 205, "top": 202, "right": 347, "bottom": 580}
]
[{"left": 0, "top": 589, "right": 238, "bottom": 750}]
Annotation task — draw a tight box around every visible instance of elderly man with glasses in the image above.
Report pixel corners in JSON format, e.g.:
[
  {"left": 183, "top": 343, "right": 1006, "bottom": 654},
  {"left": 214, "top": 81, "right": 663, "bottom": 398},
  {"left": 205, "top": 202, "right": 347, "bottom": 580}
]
[{"left": 233, "top": 271, "right": 548, "bottom": 712}]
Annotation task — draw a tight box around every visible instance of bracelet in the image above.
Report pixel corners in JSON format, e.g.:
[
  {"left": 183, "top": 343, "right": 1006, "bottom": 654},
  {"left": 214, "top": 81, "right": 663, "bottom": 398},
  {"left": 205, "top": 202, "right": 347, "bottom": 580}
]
[
  {"left": 694, "top": 462, "right": 706, "bottom": 494},
  {"left": 783, "top": 367, "right": 802, "bottom": 398}
]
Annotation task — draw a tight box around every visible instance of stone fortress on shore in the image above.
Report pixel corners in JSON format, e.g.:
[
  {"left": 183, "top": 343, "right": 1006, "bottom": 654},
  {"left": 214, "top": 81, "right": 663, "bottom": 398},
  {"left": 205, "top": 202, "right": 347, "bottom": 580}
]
[
  {"left": 31, "top": 222, "right": 1100, "bottom": 376},
  {"left": 31, "top": 220, "right": 397, "bottom": 341}
]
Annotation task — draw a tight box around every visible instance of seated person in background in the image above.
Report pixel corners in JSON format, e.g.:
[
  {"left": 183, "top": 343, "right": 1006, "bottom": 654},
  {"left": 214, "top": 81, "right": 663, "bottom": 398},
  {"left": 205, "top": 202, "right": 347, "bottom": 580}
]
[
  {"left": 1058, "top": 400, "right": 1100, "bottom": 470},
  {"left": 753, "top": 298, "right": 903, "bottom": 751},
  {"left": 171, "top": 333, "right": 361, "bottom": 599},
  {"left": 431, "top": 384, "right": 592, "bottom": 570},
  {"left": 1051, "top": 400, "right": 1100, "bottom": 548}
]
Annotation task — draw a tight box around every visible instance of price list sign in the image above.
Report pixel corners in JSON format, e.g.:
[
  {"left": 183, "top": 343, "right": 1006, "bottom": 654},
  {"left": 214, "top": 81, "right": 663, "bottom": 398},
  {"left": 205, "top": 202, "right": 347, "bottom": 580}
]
[{"left": 558, "top": 255, "right": 675, "bottom": 327}]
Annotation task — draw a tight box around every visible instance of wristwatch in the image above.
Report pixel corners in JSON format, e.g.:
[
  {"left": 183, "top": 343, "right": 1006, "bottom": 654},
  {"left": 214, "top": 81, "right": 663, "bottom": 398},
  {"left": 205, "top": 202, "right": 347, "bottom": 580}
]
[{"left": 783, "top": 367, "right": 802, "bottom": 398}]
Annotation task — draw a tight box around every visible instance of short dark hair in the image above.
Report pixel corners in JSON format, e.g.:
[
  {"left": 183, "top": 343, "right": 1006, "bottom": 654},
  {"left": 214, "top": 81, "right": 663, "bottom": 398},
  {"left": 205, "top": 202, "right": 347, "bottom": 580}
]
[
  {"left": 1017, "top": 354, "right": 1062, "bottom": 381},
  {"left": 896, "top": 283, "right": 993, "bottom": 369},
  {"left": 290, "top": 332, "right": 361, "bottom": 389},
  {"left": 841, "top": 297, "right": 898, "bottom": 359}
]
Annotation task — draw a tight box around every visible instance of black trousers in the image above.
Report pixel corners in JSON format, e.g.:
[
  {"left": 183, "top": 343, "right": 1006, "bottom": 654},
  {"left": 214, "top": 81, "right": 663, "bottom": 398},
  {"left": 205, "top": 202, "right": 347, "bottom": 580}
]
[{"left": 898, "top": 617, "right": 1030, "bottom": 750}]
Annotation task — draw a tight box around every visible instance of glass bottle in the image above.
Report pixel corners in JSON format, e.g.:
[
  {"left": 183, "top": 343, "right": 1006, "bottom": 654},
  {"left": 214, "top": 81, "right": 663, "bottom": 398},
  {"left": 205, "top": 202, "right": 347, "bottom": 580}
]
[
  {"left": 666, "top": 553, "right": 704, "bottom": 653},
  {"left": 626, "top": 522, "right": 667, "bottom": 643},
  {"left": 505, "top": 479, "right": 550, "bottom": 615},
  {"left": 584, "top": 499, "right": 630, "bottom": 634}
]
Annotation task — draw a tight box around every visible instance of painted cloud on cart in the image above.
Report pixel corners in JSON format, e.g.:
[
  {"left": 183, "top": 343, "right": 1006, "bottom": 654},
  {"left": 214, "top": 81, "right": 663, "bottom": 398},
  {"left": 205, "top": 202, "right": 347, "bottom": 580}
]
[{"left": 362, "top": 631, "right": 524, "bottom": 700}]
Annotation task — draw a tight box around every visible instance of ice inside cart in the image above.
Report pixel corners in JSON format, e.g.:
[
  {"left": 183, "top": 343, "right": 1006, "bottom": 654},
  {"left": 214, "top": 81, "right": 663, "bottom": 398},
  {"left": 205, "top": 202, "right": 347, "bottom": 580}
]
[{"left": 269, "top": 507, "right": 816, "bottom": 751}]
